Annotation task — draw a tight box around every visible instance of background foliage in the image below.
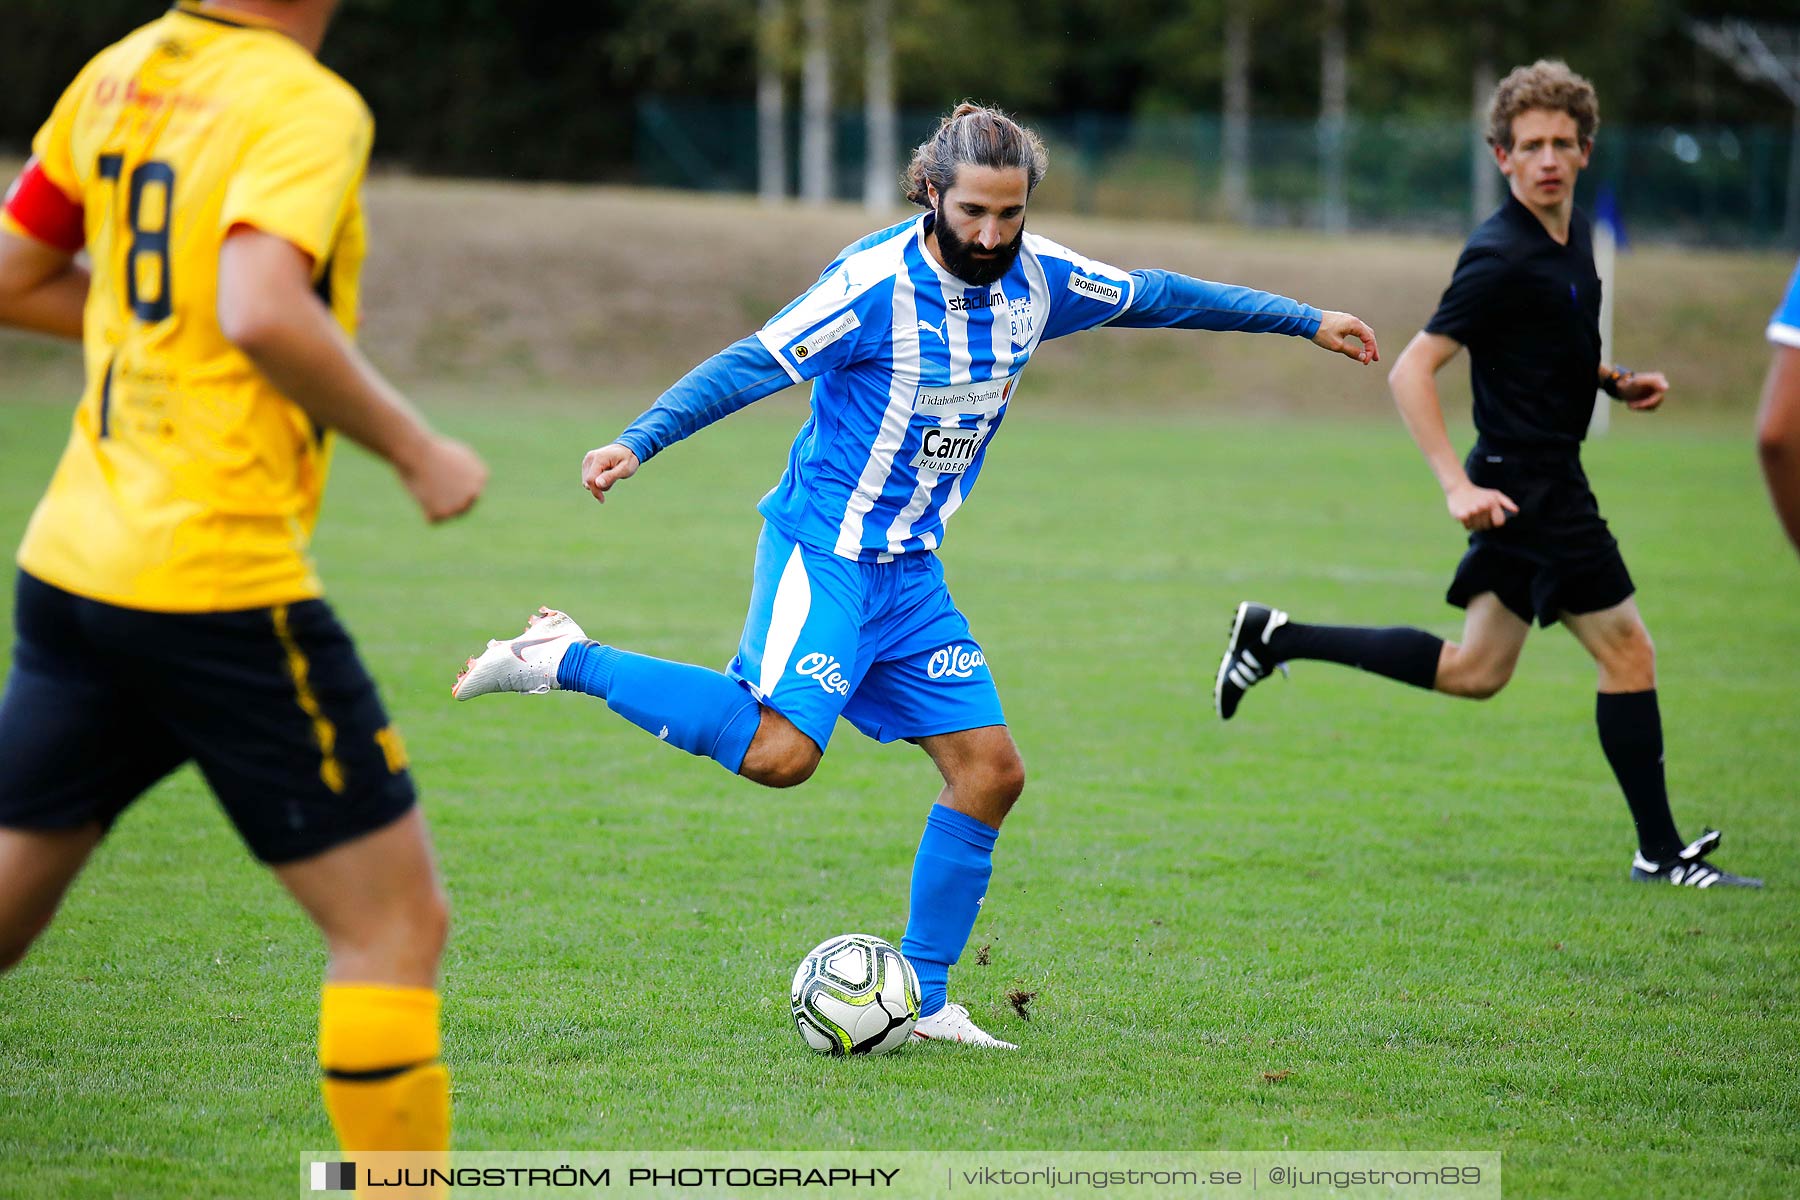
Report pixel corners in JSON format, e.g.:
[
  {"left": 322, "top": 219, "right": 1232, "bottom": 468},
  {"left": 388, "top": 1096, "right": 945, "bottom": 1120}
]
[{"left": 3, "top": 0, "right": 1796, "bottom": 183}]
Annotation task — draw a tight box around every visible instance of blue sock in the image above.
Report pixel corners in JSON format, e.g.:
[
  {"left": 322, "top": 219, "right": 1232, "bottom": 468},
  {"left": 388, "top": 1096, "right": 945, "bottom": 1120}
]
[
  {"left": 901, "top": 804, "right": 999, "bottom": 1018},
  {"left": 557, "top": 642, "right": 762, "bottom": 775}
]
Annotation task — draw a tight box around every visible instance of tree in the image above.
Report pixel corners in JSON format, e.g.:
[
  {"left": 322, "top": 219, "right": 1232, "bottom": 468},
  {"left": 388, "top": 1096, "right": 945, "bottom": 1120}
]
[
  {"left": 1320, "top": 0, "right": 1349, "bottom": 232},
  {"left": 864, "top": 0, "right": 898, "bottom": 212},
  {"left": 758, "top": 0, "right": 787, "bottom": 204},
  {"left": 800, "top": 0, "right": 833, "bottom": 204},
  {"left": 1223, "top": 0, "right": 1252, "bottom": 223}
]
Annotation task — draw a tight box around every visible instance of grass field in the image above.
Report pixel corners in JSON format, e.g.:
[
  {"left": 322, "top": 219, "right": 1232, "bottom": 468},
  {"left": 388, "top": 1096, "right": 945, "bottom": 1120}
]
[
  {"left": 1, "top": 370, "right": 1796, "bottom": 1197},
  {"left": 0, "top": 179, "right": 1794, "bottom": 1198}
]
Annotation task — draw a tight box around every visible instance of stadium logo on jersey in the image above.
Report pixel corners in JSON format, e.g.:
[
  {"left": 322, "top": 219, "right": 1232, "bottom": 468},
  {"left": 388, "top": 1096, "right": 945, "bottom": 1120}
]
[
  {"left": 1007, "top": 297, "right": 1036, "bottom": 344},
  {"left": 795, "top": 652, "right": 851, "bottom": 696},
  {"left": 1067, "top": 273, "right": 1124, "bottom": 306},
  {"left": 914, "top": 376, "right": 1014, "bottom": 417},
  {"left": 909, "top": 424, "right": 989, "bottom": 474},
  {"left": 792, "top": 311, "right": 860, "bottom": 362},
  {"left": 927, "top": 644, "right": 987, "bottom": 680},
  {"left": 948, "top": 288, "right": 1005, "bottom": 313}
]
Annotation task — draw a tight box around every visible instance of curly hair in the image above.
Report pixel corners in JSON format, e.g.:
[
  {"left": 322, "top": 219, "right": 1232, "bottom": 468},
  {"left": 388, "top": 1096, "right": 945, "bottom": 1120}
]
[
  {"left": 902, "top": 101, "right": 1048, "bottom": 207},
  {"left": 1486, "top": 59, "right": 1599, "bottom": 151}
]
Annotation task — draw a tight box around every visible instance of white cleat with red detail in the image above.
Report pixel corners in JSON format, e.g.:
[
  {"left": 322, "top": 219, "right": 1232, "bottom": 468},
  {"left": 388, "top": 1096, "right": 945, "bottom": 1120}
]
[
  {"left": 452, "top": 608, "right": 588, "bottom": 700},
  {"left": 911, "top": 1002, "right": 1017, "bottom": 1049}
]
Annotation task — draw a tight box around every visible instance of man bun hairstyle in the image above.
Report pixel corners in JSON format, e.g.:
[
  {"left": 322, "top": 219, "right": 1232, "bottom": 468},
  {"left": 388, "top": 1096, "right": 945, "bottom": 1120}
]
[
  {"left": 903, "top": 102, "right": 1048, "bottom": 207},
  {"left": 1486, "top": 59, "right": 1599, "bottom": 151}
]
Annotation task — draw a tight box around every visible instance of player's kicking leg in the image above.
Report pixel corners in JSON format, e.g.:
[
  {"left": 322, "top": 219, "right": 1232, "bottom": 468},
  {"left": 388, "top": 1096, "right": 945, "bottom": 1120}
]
[
  {"left": 451, "top": 607, "right": 590, "bottom": 700},
  {"left": 1562, "top": 599, "right": 1762, "bottom": 888},
  {"left": 451, "top": 526, "right": 844, "bottom": 785},
  {"left": 453, "top": 604, "right": 801, "bottom": 783}
]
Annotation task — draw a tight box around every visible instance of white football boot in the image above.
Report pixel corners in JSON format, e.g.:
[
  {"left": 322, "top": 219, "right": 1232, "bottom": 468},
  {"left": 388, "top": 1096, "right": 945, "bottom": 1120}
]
[
  {"left": 911, "top": 1002, "right": 1018, "bottom": 1049},
  {"left": 452, "top": 607, "right": 589, "bottom": 700}
]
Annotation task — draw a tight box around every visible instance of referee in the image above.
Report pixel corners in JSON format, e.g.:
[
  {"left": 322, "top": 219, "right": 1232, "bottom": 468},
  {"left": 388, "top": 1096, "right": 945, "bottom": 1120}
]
[{"left": 1215, "top": 60, "right": 1760, "bottom": 888}]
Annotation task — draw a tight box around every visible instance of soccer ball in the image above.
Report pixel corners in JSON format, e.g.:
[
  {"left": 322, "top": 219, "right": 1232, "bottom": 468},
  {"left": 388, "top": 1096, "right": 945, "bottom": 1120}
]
[{"left": 790, "top": 933, "right": 921, "bottom": 1056}]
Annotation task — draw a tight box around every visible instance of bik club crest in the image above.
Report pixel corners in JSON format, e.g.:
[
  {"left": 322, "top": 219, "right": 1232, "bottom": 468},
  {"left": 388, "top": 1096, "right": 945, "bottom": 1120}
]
[{"left": 1007, "top": 296, "right": 1036, "bottom": 345}]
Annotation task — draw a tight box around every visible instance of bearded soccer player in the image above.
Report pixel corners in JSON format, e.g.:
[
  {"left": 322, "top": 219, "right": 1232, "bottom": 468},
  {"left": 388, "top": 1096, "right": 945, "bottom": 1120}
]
[
  {"left": 0, "top": 0, "right": 487, "bottom": 1166},
  {"left": 454, "top": 102, "right": 1379, "bottom": 1048},
  {"left": 1213, "top": 61, "right": 1761, "bottom": 888}
]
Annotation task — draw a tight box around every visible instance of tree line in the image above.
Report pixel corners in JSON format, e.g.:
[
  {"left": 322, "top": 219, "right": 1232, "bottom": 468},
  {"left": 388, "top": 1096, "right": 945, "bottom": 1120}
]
[{"left": 3, "top": 0, "right": 1793, "bottom": 185}]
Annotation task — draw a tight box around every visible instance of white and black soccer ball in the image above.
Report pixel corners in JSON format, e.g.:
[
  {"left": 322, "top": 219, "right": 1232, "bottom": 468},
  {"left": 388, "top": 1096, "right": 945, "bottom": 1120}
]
[{"left": 790, "top": 933, "right": 921, "bottom": 1056}]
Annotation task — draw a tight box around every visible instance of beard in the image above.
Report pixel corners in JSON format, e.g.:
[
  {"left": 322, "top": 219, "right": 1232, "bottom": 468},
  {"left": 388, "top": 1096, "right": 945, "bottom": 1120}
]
[{"left": 932, "top": 199, "right": 1024, "bottom": 287}]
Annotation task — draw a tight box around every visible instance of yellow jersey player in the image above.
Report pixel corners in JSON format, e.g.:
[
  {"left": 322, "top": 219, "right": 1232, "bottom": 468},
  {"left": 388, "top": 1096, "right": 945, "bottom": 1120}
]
[{"left": 0, "top": 0, "right": 486, "bottom": 1171}]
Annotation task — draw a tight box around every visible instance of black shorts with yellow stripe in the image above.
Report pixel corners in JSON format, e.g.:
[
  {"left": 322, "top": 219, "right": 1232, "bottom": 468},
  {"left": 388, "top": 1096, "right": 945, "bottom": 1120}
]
[{"left": 0, "top": 570, "right": 415, "bottom": 864}]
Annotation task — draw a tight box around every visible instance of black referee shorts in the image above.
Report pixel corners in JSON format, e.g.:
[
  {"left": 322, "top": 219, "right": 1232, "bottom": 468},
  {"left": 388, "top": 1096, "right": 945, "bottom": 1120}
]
[
  {"left": 1445, "top": 445, "right": 1635, "bottom": 628},
  {"left": 0, "top": 570, "right": 415, "bottom": 864}
]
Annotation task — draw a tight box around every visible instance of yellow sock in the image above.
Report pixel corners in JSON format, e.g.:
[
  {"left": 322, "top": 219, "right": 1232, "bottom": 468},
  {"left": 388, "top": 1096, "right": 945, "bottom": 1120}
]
[{"left": 319, "top": 983, "right": 451, "bottom": 1153}]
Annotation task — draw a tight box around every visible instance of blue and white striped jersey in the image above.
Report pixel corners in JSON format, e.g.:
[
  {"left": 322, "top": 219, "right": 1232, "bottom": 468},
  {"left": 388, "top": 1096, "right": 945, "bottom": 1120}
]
[{"left": 615, "top": 211, "right": 1321, "bottom": 562}]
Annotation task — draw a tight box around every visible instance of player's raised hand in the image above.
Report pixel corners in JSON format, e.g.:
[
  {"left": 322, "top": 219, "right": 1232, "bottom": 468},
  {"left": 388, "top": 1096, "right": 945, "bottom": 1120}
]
[
  {"left": 399, "top": 434, "right": 487, "bottom": 523},
  {"left": 582, "top": 443, "right": 641, "bottom": 503},
  {"left": 1621, "top": 370, "right": 1669, "bottom": 412},
  {"left": 1446, "top": 480, "right": 1519, "bottom": 531},
  {"left": 1312, "top": 310, "right": 1379, "bottom": 365}
]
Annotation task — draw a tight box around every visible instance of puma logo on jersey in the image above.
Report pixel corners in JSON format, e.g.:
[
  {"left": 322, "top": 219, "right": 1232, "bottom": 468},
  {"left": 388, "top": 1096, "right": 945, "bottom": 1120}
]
[{"left": 917, "top": 316, "right": 948, "bottom": 345}]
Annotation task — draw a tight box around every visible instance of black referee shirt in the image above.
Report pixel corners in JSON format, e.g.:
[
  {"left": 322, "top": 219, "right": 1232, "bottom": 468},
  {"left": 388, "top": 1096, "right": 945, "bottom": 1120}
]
[{"left": 1424, "top": 191, "right": 1603, "bottom": 452}]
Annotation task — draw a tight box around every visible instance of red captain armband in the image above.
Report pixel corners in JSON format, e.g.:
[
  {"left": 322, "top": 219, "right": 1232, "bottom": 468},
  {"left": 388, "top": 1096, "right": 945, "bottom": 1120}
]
[{"left": 3, "top": 158, "right": 85, "bottom": 253}]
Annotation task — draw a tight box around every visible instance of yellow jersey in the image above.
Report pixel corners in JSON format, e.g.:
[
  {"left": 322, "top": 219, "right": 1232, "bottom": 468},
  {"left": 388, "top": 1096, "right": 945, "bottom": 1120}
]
[{"left": 6, "top": 1, "right": 372, "bottom": 611}]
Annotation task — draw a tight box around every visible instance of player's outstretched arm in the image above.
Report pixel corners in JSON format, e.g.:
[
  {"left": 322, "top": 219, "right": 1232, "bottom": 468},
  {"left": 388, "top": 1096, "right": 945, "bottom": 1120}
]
[
  {"left": 218, "top": 228, "right": 487, "bottom": 523},
  {"left": 1098, "top": 271, "right": 1372, "bottom": 363},
  {"left": 1759, "top": 346, "right": 1800, "bottom": 558},
  {"left": 581, "top": 335, "right": 795, "bottom": 505},
  {"left": 1311, "top": 310, "right": 1379, "bottom": 365},
  {"left": 1388, "top": 330, "right": 1518, "bottom": 532},
  {"left": 0, "top": 228, "right": 86, "bottom": 340},
  {"left": 581, "top": 444, "right": 640, "bottom": 503}
]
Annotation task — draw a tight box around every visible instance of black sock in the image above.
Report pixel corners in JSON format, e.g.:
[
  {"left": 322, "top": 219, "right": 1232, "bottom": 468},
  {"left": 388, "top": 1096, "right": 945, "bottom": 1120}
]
[
  {"left": 1269, "top": 621, "right": 1443, "bottom": 690},
  {"left": 1595, "top": 689, "right": 1683, "bottom": 862}
]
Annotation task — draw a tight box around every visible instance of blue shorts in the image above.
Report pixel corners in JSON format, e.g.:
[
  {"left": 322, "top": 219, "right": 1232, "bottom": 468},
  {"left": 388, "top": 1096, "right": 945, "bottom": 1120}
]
[{"left": 727, "top": 523, "right": 1005, "bottom": 752}]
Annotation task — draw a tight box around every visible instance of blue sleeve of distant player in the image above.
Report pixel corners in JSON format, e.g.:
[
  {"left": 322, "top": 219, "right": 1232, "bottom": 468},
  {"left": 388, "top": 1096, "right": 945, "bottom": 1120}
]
[
  {"left": 1770, "top": 258, "right": 1800, "bottom": 349},
  {"left": 613, "top": 336, "right": 792, "bottom": 464},
  {"left": 1112, "top": 269, "right": 1322, "bottom": 337}
]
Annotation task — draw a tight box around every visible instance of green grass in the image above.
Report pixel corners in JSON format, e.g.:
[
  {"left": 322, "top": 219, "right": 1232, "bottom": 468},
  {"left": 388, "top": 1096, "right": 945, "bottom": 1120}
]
[{"left": 0, "top": 389, "right": 1796, "bottom": 1199}]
